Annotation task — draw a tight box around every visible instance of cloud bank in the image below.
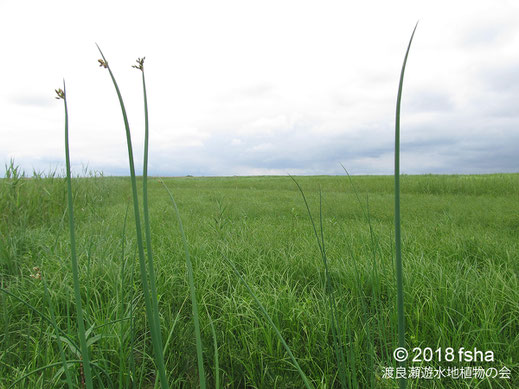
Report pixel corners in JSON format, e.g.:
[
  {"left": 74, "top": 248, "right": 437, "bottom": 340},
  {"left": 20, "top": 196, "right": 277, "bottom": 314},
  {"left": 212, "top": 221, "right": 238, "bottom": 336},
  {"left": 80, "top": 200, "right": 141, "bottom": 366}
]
[{"left": 1, "top": 0, "right": 518, "bottom": 176}]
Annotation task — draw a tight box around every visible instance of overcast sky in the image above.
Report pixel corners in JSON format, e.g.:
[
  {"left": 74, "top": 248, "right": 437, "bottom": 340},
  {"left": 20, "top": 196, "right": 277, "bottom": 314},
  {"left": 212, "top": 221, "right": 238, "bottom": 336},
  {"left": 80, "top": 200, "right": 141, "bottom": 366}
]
[{"left": 1, "top": 0, "right": 518, "bottom": 176}]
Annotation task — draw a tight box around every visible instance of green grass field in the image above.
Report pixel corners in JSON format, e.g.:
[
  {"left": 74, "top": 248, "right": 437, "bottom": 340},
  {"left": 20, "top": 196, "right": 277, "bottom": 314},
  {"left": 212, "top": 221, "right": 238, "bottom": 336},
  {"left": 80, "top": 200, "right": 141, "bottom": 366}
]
[
  {"left": 1, "top": 172, "right": 517, "bottom": 388},
  {"left": 1, "top": 31, "right": 517, "bottom": 388}
]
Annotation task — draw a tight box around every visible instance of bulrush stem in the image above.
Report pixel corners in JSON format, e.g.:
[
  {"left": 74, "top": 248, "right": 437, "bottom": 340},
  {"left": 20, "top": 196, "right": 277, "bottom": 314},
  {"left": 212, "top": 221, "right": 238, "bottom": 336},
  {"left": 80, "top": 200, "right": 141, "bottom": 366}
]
[
  {"left": 137, "top": 58, "right": 171, "bottom": 389},
  {"left": 394, "top": 22, "right": 418, "bottom": 389},
  {"left": 59, "top": 82, "right": 94, "bottom": 389},
  {"left": 96, "top": 45, "right": 169, "bottom": 389}
]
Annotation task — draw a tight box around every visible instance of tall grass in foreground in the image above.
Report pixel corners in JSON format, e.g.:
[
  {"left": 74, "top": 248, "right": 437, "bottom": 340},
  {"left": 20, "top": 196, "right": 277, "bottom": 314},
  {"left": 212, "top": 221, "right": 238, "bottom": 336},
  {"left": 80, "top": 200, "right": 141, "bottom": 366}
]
[
  {"left": 394, "top": 22, "right": 418, "bottom": 389},
  {"left": 96, "top": 46, "right": 169, "bottom": 389},
  {"left": 160, "top": 180, "right": 207, "bottom": 388},
  {"left": 133, "top": 57, "right": 166, "bottom": 383},
  {"left": 290, "top": 177, "right": 351, "bottom": 388},
  {"left": 137, "top": 57, "right": 207, "bottom": 388},
  {"left": 56, "top": 84, "right": 94, "bottom": 389},
  {"left": 220, "top": 253, "right": 313, "bottom": 389},
  {"left": 133, "top": 56, "right": 172, "bottom": 389}
]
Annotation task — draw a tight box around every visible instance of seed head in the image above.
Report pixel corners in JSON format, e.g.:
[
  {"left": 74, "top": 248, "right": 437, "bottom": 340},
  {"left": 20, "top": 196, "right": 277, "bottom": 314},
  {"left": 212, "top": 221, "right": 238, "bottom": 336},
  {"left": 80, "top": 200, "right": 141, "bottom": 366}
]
[
  {"left": 98, "top": 59, "right": 108, "bottom": 68},
  {"left": 132, "top": 57, "right": 145, "bottom": 71},
  {"left": 30, "top": 266, "right": 42, "bottom": 280},
  {"left": 55, "top": 88, "right": 65, "bottom": 100}
]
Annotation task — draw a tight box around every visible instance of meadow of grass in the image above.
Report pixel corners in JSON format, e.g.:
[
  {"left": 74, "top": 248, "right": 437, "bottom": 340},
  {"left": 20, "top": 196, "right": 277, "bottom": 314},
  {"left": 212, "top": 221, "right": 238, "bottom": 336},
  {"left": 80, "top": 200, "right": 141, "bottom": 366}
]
[
  {"left": 1, "top": 26, "right": 518, "bottom": 388},
  {"left": 1, "top": 171, "right": 518, "bottom": 388}
]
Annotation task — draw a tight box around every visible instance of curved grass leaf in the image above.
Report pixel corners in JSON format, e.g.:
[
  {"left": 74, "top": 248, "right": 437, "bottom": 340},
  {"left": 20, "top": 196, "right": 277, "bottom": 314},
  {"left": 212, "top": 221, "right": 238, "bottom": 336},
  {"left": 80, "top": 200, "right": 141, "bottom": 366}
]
[
  {"left": 221, "top": 253, "right": 313, "bottom": 389},
  {"left": 394, "top": 22, "right": 418, "bottom": 389},
  {"left": 61, "top": 81, "right": 94, "bottom": 389},
  {"left": 96, "top": 44, "right": 168, "bottom": 389}
]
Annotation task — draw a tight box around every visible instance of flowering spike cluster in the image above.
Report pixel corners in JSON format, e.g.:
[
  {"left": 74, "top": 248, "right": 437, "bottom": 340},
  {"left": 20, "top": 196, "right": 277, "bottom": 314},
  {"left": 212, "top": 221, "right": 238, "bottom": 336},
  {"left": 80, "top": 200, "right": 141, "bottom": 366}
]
[
  {"left": 30, "top": 266, "right": 42, "bottom": 280},
  {"left": 132, "top": 57, "right": 145, "bottom": 71},
  {"left": 98, "top": 59, "right": 108, "bottom": 68},
  {"left": 55, "top": 88, "right": 65, "bottom": 100}
]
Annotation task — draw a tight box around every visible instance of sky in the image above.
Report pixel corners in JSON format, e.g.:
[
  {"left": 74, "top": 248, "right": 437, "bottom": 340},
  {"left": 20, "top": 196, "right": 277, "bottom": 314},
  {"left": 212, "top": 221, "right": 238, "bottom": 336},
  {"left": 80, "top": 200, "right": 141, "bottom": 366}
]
[{"left": 1, "top": 0, "right": 518, "bottom": 176}]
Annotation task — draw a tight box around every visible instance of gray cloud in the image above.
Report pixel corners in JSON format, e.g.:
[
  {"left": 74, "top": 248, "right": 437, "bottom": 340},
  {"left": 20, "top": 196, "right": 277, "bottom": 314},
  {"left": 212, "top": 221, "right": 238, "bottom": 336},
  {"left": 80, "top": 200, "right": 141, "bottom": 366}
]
[
  {"left": 3, "top": 1, "right": 519, "bottom": 178},
  {"left": 140, "top": 106, "right": 519, "bottom": 177}
]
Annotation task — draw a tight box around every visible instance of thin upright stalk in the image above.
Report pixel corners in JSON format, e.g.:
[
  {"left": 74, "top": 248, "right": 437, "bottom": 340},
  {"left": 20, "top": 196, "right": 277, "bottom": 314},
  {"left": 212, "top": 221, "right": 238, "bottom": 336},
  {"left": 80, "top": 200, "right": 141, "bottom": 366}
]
[
  {"left": 318, "top": 189, "right": 348, "bottom": 388},
  {"left": 394, "top": 22, "right": 418, "bottom": 389},
  {"left": 58, "top": 83, "right": 94, "bottom": 389},
  {"left": 135, "top": 56, "right": 167, "bottom": 386},
  {"left": 290, "top": 176, "right": 348, "bottom": 387},
  {"left": 96, "top": 46, "right": 168, "bottom": 389}
]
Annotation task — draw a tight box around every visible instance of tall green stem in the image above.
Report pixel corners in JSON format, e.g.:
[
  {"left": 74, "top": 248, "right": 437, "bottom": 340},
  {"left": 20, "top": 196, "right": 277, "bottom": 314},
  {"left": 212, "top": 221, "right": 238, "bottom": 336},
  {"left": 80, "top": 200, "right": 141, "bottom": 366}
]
[
  {"left": 394, "top": 23, "right": 418, "bottom": 389},
  {"left": 96, "top": 46, "right": 168, "bottom": 389},
  {"left": 139, "top": 59, "right": 167, "bottom": 385},
  {"left": 61, "top": 82, "right": 94, "bottom": 389}
]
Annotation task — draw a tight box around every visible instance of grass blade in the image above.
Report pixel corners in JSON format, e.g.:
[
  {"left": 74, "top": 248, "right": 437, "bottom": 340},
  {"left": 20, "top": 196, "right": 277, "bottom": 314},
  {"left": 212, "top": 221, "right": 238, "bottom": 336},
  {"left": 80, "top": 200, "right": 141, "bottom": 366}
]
[
  {"left": 96, "top": 45, "right": 168, "bottom": 389},
  {"left": 118, "top": 202, "right": 130, "bottom": 389},
  {"left": 57, "top": 83, "right": 94, "bottom": 389},
  {"left": 290, "top": 176, "right": 348, "bottom": 387},
  {"left": 204, "top": 304, "right": 220, "bottom": 389},
  {"left": 222, "top": 254, "right": 313, "bottom": 389},
  {"left": 0, "top": 288, "right": 78, "bottom": 351},
  {"left": 135, "top": 56, "right": 169, "bottom": 389},
  {"left": 394, "top": 22, "right": 418, "bottom": 389},
  {"left": 8, "top": 360, "right": 112, "bottom": 389},
  {"left": 318, "top": 188, "right": 348, "bottom": 387},
  {"left": 39, "top": 210, "right": 76, "bottom": 389},
  {"left": 159, "top": 179, "right": 206, "bottom": 389},
  {"left": 41, "top": 271, "right": 75, "bottom": 389}
]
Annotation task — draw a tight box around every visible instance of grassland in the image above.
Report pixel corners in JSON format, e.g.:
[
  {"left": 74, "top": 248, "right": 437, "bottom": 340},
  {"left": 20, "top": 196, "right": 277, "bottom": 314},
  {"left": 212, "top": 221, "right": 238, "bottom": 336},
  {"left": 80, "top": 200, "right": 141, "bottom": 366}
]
[{"left": 1, "top": 172, "right": 517, "bottom": 388}]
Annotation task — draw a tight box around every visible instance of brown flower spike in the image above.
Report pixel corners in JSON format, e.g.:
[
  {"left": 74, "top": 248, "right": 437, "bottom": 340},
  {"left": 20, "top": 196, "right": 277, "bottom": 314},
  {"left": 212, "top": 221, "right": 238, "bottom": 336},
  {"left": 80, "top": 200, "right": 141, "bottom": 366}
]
[
  {"left": 132, "top": 57, "right": 145, "bottom": 71},
  {"left": 98, "top": 59, "right": 108, "bottom": 68},
  {"left": 30, "top": 266, "right": 42, "bottom": 280},
  {"left": 55, "top": 88, "right": 65, "bottom": 100}
]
